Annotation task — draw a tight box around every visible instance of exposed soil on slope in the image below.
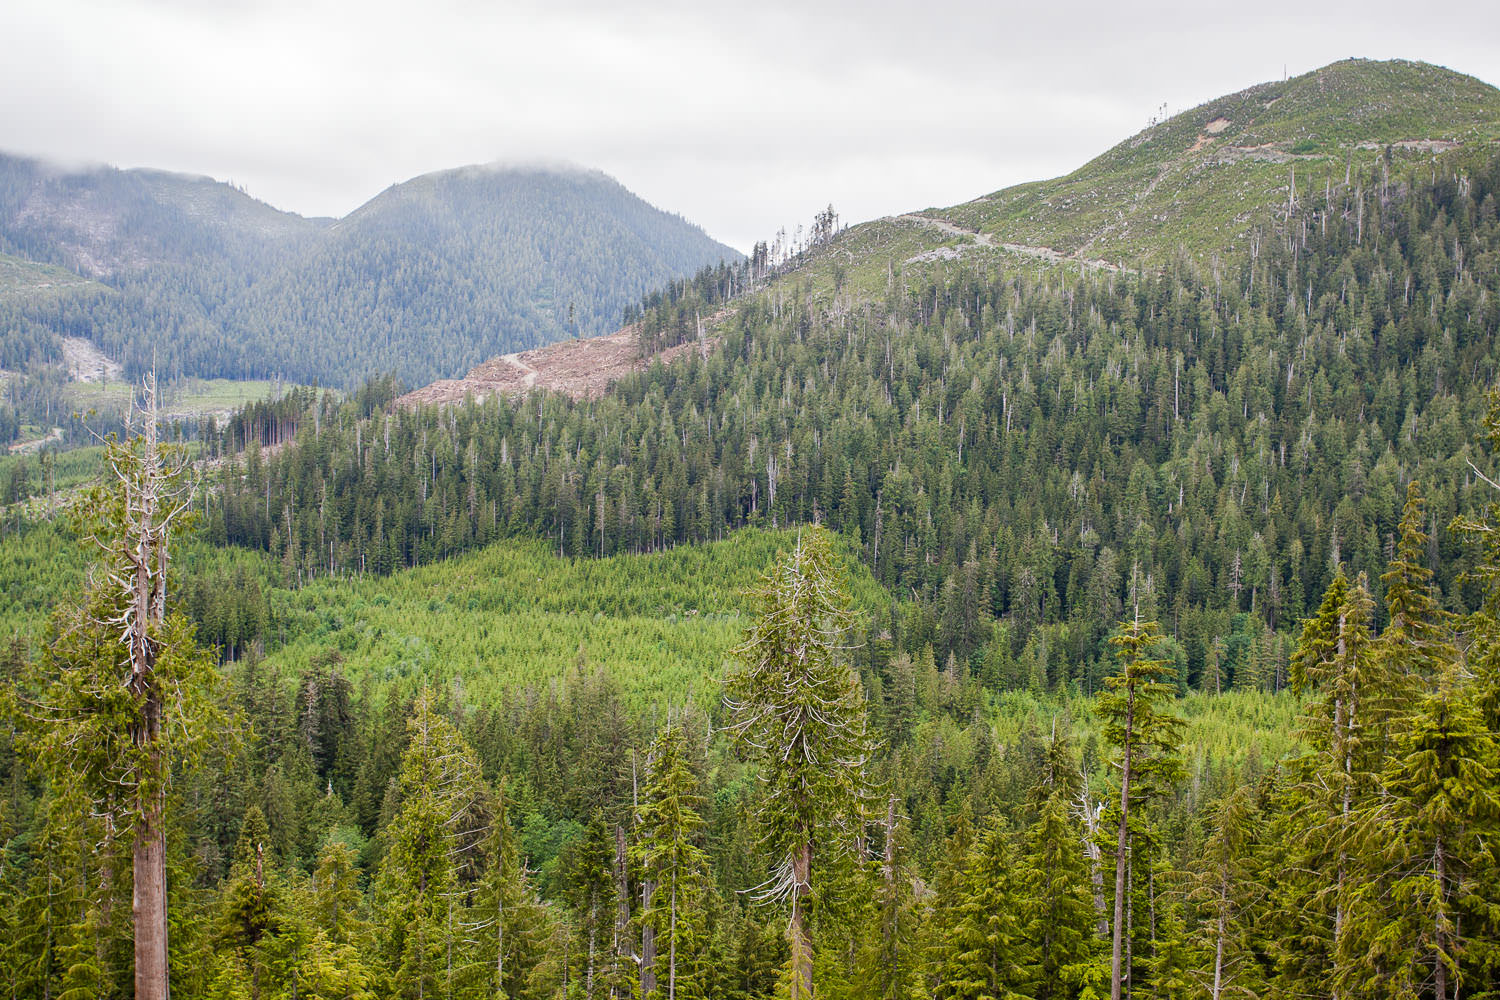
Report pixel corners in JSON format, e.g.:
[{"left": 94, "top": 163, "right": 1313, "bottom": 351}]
[
  {"left": 60, "top": 336, "right": 123, "bottom": 382},
  {"left": 398, "top": 323, "right": 717, "bottom": 407}
]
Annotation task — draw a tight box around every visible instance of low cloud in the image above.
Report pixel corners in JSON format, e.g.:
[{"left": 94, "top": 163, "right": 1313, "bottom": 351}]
[{"left": 4, "top": 0, "right": 1498, "bottom": 251}]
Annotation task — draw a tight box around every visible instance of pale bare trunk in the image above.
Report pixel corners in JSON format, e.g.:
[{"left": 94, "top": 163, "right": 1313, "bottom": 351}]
[
  {"left": 790, "top": 839, "right": 813, "bottom": 1000},
  {"left": 1111, "top": 700, "right": 1134, "bottom": 1000},
  {"left": 882, "top": 796, "right": 899, "bottom": 998},
  {"left": 613, "top": 826, "right": 630, "bottom": 1000},
  {"left": 1434, "top": 835, "right": 1448, "bottom": 1000},
  {"left": 640, "top": 878, "right": 657, "bottom": 998},
  {"left": 1212, "top": 909, "right": 1225, "bottom": 1000},
  {"left": 586, "top": 899, "right": 597, "bottom": 999},
  {"left": 134, "top": 755, "right": 168, "bottom": 1000}
]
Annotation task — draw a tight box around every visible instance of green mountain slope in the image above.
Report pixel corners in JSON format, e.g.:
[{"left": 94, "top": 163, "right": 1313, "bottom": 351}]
[
  {"left": 0, "top": 155, "right": 739, "bottom": 386},
  {"left": 244, "top": 165, "right": 741, "bottom": 384},
  {"left": 805, "top": 59, "right": 1500, "bottom": 281}
]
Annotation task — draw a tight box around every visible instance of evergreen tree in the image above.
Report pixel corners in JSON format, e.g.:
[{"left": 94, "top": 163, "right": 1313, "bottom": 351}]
[
  {"left": 1342, "top": 673, "right": 1500, "bottom": 1000},
  {"left": 634, "top": 724, "right": 709, "bottom": 1000},
  {"left": 219, "top": 806, "right": 282, "bottom": 1000},
  {"left": 1097, "top": 616, "right": 1183, "bottom": 1000},
  {"left": 375, "top": 693, "right": 489, "bottom": 1000},
  {"left": 932, "top": 819, "right": 1028, "bottom": 1000},
  {"left": 725, "top": 527, "right": 875, "bottom": 1000},
  {"left": 854, "top": 795, "right": 918, "bottom": 1000},
  {"left": 1019, "top": 791, "right": 1101, "bottom": 1000},
  {"left": 1185, "top": 787, "right": 1264, "bottom": 1000},
  {"left": 1285, "top": 571, "right": 1382, "bottom": 996},
  {"left": 14, "top": 386, "right": 226, "bottom": 1000},
  {"left": 467, "top": 785, "right": 552, "bottom": 999}
]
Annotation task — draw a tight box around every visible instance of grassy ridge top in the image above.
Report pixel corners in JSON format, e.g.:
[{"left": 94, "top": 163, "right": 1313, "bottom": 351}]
[
  {"left": 794, "top": 59, "right": 1500, "bottom": 282},
  {"left": 941, "top": 59, "right": 1500, "bottom": 265}
]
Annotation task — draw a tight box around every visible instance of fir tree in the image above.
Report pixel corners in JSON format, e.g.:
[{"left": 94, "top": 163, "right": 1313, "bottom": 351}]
[
  {"left": 634, "top": 724, "right": 708, "bottom": 1000},
  {"left": 1019, "top": 791, "right": 1100, "bottom": 1000},
  {"left": 933, "top": 819, "right": 1027, "bottom": 1000},
  {"left": 1097, "top": 616, "right": 1183, "bottom": 1000},
  {"left": 1185, "top": 787, "right": 1265, "bottom": 1000},
  {"left": 375, "top": 693, "right": 489, "bottom": 1000},
  {"left": 1343, "top": 673, "right": 1500, "bottom": 1000},
  {"left": 724, "top": 527, "right": 875, "bottom": 1000}
]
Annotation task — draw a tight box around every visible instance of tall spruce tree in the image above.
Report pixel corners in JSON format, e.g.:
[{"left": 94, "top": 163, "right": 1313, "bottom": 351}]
[
  {"left": 725, "top": 527, "right": 874, "bottom": 1000},
  {"left": 1018, "top": 790, "right": 1101, "bottom": 1000},
  {"left": 1186, "top": 787, "right": 1265, "bottom": 1000},
  {"left": 467, "top": 786, "right": 550, "bottom": 1000},
  {"left": 634, "top": 723, "right": 708, "bottom": 1000},
  {"left": 1343, "top": 672, "right": 1500, "bottom": 1000},
  {"left": 375, "top": 693, "right": 490, "bottom": 1000},
  {"left": 933, "top": 819, "right": 1028, "bottom": 1000},
  {"left": 1097, "top": 616, "right": 1183, "bottom": 1000},
  {"left": 1286, "top": 571, "right": 1382, "bottom": 997}
]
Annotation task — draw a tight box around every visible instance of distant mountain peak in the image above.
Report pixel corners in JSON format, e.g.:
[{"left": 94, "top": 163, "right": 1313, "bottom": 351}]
[{"left": 0, "top": 152, "right": 739, "bottom": 385}]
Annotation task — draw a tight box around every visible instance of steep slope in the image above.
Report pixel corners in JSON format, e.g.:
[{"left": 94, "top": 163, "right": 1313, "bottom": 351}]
[
  {"left": 796, "top": 59, "right": 1500, "bottom": 283},
  {"left": 0, "top": 156, "right": 738, "bottom": 386},
  {"left": 0, "top": 153, "right": 322, "bottom": 277},
  {"left": 246, "top": 164, "right": 739, "bottom": 385}
]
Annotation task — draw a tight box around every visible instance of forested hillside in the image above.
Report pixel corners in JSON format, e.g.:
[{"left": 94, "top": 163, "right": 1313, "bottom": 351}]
[
  {"left": 0, "top": 155, "right": 738, "bottom": 387},
  {"left": 2, "top": 57, "right": 1500, "bottom": 1000},
  {"left": 205, "top": 151, "right": 1500, "bottom": 692}
]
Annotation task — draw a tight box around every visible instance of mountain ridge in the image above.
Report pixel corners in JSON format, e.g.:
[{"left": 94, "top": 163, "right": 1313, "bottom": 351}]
[
  {"left": 0, "top": 153, "right": 739, "bottom": 387},
  {"left": 782, "top": 58, "right": 1500, "bottom": 288}
]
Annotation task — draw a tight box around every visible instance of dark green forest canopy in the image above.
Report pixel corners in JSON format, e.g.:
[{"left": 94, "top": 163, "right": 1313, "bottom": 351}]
[
  {"left": 2, "top": 64, "right": 1500, "bottom": 1000},
  {"left": 0, "top": 156, "right": 739, "bottom": 387},
  {"left": 198, "top": 152, "right": 1500, "bottom": 691}
]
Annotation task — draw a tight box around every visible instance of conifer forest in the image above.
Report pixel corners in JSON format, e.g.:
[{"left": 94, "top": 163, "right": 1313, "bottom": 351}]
[{"left": 3, "top": 55, "right": 1500, "bottom": 1000}]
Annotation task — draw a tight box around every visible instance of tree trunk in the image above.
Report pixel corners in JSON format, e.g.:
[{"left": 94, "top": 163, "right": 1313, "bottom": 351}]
[
  {"left": 128, "top": 382, "right": 173, "bottom": 1000},
  {"left": 882, "top": 796, "right": 899, "bottom": 999},
  {"left": 640, "top": 877, "right": 657, "bottom": 999},
  {"left": 496, "top": 886, "right": 505, "bottom": 999},
  {"left": 1111, "top": 703, "right": 1134, "bottom": 1000},
  {"left": 134, "top": 702, "right": 169, "bottom": 1000},
  {"left": 790, "top": 839, "right": 813, "bottom": 1000},
  {"left": 1434, "top": 835, "right": 1447, "bottom": 1000},
  {"left": 586, "top": 898, "right": 598, "bottom": 999},
  {"left": 134, "top": 783, "right": 169, "bottom": 1000},
  {"left": 1212, "top": 908, "right": 1226, "bottom": 1000},
  {"left": 614, "top": 826, "right": 630, "bottom": 1000}
]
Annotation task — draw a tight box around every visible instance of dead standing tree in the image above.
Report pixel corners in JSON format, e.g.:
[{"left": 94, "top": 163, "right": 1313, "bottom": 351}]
[{"left": 18, "top": 373, "right": 221, "bottom": 1000}]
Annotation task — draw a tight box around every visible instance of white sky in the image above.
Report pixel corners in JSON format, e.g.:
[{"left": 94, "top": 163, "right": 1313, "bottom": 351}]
[{"left": 4, "top": 0, "right": 1499, "bottom": 253}]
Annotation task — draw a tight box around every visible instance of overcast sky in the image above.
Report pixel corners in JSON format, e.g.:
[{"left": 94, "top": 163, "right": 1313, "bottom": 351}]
[{"left": 4, "top": 0, "right": 1499, "bottom": 253}]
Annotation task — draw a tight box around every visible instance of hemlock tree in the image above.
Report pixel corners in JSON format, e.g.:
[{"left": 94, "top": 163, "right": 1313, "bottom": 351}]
[
  {"left": 854, "top": 795, "right": 918, "bottom": 1000},
  {"left": 633, "top": 724, "right": 708, "bottom": 1000},
  {"left": 1097, "top": 617, "right": 1183, "bottom": 1000},
  {"left": 1343, "top": 673, "right": 1500, "bottom": 1000},
  {"left": 1185, "top": 787, "right": 1265, "bottom": 1000},
  {"left": 14, "top": 380, "right": 223, "bottom": 1000},
  {"left": 725, "top": 527, "right": 874, "bottom": 1000},
  {"left": 467, "top": 786, "right": 551, "bottom": 1000},
  {"left": 375, "top": 692, "right": 490, "bottom": 1000},
  {"left": 1287, "top": 571, "right": 1381, "bottom": 996},
  {"left": 1019, "top": 791, "right": 1101, "bottom": 1000},
  {"left": 933, "top": 820, "right": 1027, "bottom": 1000}
]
